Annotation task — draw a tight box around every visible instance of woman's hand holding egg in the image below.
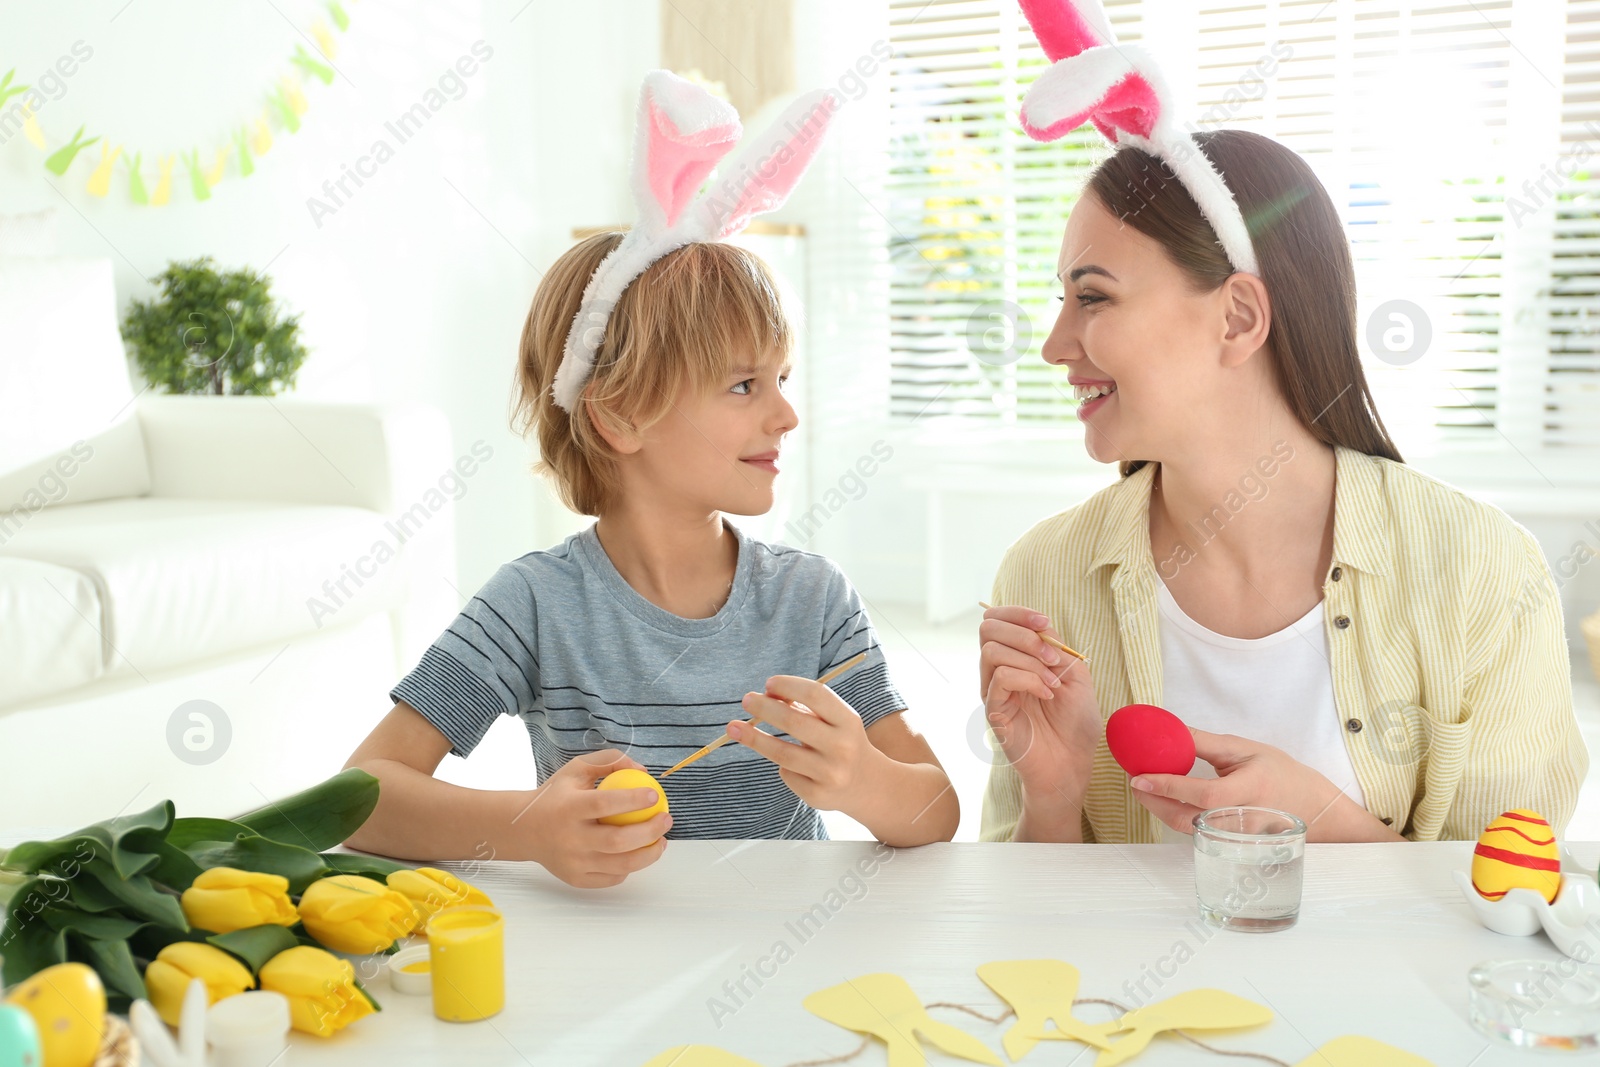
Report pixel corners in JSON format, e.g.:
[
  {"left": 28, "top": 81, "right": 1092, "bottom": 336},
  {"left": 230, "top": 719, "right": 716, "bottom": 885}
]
[
  {"left": 1128, "top": 729, "right": 1393, "bottom": 842},
  {"left": 522, "top": 749, "right": 673, "bottom": 889},
  {"left": 978, "top": 605, "right": 1100, "bottom": 826},
  {"left": 728, "top": 676, "right": 886, "bottom": 818}
]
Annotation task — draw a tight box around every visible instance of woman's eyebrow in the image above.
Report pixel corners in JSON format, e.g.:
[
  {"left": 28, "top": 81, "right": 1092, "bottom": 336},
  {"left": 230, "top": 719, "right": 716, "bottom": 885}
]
[{"left": 1061, "top": 265, "right": 1118, "bottom": 283}]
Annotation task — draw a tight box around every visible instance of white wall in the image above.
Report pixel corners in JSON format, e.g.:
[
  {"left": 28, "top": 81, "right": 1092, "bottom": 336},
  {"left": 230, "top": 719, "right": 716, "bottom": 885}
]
[{"left": 1, "top": 0, "right": 659, "bottom": 599}]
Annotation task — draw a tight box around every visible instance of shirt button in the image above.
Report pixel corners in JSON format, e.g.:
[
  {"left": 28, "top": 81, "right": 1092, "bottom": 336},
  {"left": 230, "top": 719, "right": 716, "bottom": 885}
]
[
  {"left": 1335, "top": 614, "right": 1351, "bottom": 629},
  {"left": 1331, "top": 566, "right": 1343, "bottom": 581},
  {"left": 1346, "top": 718, "right": 1363, "bottom": 733}
]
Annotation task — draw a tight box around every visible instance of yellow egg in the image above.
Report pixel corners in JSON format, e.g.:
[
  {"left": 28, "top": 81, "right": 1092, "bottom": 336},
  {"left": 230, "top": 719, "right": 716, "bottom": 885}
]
[
  {"left": 1471, "top": 809, "right": 1561, "bottom": 904},
  {"left": 597, "top": 769, "right": 669, "bottom": 826},
  {"left": 3, "top": 962, "right": 105, "bottom": 1067}
]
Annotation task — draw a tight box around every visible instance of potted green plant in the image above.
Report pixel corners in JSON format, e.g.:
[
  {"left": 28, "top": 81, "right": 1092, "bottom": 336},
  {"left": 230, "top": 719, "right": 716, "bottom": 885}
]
[{"left": 121, "top": 257, "right": 309, "bottom": 395}]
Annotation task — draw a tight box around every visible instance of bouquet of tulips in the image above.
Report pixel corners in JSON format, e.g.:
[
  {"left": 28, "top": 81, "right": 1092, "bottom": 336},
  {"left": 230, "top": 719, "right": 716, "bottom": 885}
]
[{"left": 0, "top": 769, "right": 492, "bottom": 1049}]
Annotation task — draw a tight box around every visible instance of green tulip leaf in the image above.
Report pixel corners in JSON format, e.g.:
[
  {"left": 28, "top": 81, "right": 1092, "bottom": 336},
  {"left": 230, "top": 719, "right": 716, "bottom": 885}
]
[
  {"left": 65, "top": 873, "right": 121, "bottom": 914},
  {"left": 83, "top": 860, "right": 188, "bottom": 930},
  {"left": 40, "top": 904, "right": 145, "bottom": 942},
  {"left": 353, "top": 975, "right": 382, "bottom": 1012},
  {"left": 206, "top": 923, "right": 300, "bottom": 973},
  {"left": 70, "top": 932, "right": 148, "bottom": 1002},
  {"left": 167, "top": 817, "right": 253, "bottom": 850},
  {"left": 128, "top": 923, "right": 209, "bottom": 963},
  {"left": 149, "top": 838, "right": 204, "bottom": 891},
  {"left": 319, "top": 851, "right": 411, "bottom": 881},
  {"left": 186, "top": 833, "right": 328, "bottom": 895},
  {"left": 2, "top": 801, "right": 174, "bottom": 881},
  {"left": 0, "top": 885, "right": 70, "bottom": 985},
  {"left": 231, "top": 769, "right": 381, "bottom": 854}
]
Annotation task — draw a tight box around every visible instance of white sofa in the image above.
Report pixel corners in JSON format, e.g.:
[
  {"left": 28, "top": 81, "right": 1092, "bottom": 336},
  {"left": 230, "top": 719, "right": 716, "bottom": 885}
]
[{"left": 0, "top": 259, "right": 460, "bottom": 830}]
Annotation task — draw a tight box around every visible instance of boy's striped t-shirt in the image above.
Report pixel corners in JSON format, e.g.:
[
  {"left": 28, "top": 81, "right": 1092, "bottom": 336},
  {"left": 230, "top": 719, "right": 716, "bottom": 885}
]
[{"left": 389, "top": 519, "right": 907, "bottom": 839}]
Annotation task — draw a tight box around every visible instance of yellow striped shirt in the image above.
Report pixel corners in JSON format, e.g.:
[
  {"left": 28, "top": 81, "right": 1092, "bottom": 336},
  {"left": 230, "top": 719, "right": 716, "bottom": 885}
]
[{"left": 980, "top": 445, "right": 1589, "bottom": 843}]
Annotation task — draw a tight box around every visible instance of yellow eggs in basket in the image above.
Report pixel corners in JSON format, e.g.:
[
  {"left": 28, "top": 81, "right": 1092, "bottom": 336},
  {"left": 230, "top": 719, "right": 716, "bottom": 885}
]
[
  {"left": 597, "top": 769, "right": 669, "bottom": 826},
  {"left": 1471, "top": 809, "right": 1561, "bottom": 904}
]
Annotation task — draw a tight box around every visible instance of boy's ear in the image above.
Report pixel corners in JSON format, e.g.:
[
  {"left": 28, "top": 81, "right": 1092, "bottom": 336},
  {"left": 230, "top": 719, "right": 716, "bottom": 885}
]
[{"left": 583, "top": 386, "right": 642, "bottom": 455}]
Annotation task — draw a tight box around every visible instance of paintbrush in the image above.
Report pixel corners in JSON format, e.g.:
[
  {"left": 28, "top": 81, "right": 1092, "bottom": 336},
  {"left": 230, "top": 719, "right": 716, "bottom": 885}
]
[
  {"left": 979, "top": 601, "right": 1089, "bottom": 664},
  {"left": 659, "top": 651, "right": 869, "bottom": 778}
]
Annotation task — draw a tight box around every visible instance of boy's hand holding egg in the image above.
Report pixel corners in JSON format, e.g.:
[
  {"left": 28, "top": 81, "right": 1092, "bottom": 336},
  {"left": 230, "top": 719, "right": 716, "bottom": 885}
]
[
  {"left": 523, "top": 749, "right": 672, "bottom": 889},
  {"left": 729, "top": 675, "right": 886, "bottom": 818},
  {"left": 597, "top": 768, "right": 670, "bottom": 825}
]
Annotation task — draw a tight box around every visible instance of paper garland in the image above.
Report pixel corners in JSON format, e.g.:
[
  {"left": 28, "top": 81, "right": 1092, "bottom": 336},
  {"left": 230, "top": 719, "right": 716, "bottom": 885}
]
[
  {"left": 2, "top": 0, "right": 351, "bottom": 205},
  {"left": 805, "top": 974, "right": 1004, "bottom": 1066},
  {"left": 642, "top": 959, "right": 1436, "bottom": 1067}
]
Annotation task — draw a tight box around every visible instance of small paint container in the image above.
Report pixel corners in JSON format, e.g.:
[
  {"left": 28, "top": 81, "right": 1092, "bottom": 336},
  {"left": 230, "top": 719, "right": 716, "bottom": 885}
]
[
  {"left": 206, "top": 990, "right": 291, "bottom": 1067},
  {"left": 387, "top": 945, "right": 433, "bottom": 995},
  {"left": 427, "top": 904, "right": 504, "bottom": 1022}
]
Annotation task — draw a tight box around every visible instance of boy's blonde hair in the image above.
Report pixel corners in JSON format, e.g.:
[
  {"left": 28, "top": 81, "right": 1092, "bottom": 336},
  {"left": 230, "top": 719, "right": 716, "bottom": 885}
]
[{"left": 512, "top": 233, "right": 795, "bottom": 517}]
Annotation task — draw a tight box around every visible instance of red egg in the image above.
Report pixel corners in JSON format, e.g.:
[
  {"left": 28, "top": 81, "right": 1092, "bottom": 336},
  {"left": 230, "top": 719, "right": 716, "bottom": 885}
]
[{"left": 1106, "top": 703, "right": 1195, "bottom": 777}]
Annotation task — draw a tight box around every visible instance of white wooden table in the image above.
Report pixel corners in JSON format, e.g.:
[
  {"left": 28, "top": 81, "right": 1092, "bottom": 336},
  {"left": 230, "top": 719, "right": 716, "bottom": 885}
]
[{"left": 259, "top": 840, "right": 1599, "bottom": 1066}]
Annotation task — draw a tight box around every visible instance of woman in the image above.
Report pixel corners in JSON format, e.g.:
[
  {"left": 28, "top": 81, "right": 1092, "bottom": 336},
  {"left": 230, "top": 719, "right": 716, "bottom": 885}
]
[{"left": 978, "top": 130, "right": 1588, "bottom": 844}]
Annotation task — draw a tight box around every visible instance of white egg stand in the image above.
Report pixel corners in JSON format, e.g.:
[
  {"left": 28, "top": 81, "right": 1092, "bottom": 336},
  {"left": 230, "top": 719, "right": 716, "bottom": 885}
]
[{"left": 1454, "top": 846, "right": 1600, "bottom": 957}]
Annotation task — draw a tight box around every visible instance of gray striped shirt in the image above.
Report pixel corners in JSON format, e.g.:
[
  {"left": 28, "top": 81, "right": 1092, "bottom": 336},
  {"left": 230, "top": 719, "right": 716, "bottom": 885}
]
[{"left": 389, "top": 520, "right": 907, "bottom": 839}]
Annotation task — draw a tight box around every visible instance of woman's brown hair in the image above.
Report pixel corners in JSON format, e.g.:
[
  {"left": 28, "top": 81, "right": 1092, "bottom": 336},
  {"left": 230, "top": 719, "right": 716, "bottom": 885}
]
[{"left": 1084, "top": 130, "right": 1402, "bottom": 477}]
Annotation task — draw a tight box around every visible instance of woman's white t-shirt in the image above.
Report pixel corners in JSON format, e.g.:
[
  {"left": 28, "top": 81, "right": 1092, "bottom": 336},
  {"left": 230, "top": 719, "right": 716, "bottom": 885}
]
[{"left": 1154, "top": 578, "right": 1365, "bottom": 844}]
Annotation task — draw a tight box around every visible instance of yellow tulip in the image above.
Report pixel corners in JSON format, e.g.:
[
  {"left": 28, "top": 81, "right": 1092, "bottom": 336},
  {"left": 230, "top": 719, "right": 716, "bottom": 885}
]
[
  {"left": 258, "top": 945, "right": 375, "bottom": 1037},
  {"left": 386, "top": 867, "right": 494, "bottom": 928},
  {"left": 143, "top": 942, "right": 254, "bottom": 1026},
  {"left": 297, "top": 874, "right": 418, "bottom": 954},
  {"left": 180, "top": 866, "right": 299, "bottom": 933}
]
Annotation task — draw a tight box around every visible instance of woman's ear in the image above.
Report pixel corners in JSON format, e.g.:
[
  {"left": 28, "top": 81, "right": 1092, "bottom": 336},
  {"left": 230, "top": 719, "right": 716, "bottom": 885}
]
[
  {"left": 583, "top": 386, "right": 643, "bottom": 456},
  {"left": 1218, "top": 273, "right": 1272, "bottom": 370}
]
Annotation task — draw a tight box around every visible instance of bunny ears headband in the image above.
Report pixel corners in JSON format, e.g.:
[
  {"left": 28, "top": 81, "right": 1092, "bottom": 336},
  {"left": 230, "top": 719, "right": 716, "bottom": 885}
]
[
  {"left": 552, "top": 71, "right": 838, "bottom": 412},
  {"left": 1017, "top": 0, "right": 1261, "bottom": 276}
]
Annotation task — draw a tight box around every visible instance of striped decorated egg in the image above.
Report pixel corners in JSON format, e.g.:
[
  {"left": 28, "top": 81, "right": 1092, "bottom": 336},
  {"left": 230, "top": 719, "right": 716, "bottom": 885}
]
[{"left": 1471, "top": 809, "right": 1561, "bottom": 904}]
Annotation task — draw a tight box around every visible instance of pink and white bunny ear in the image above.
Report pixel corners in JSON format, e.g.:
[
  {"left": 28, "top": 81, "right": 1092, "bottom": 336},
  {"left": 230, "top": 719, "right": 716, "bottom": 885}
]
[
  {"left": 1019, "top": 0, "right": 1117, "bottom": 60},
  {"left": 686, "top": 89, "right": 839, "bottom": 240},
  {"left": 631, "top": 71, "right": 743, "bottom": 234},
  {"left": 1016, "top": 0, "right": 1261, "bottom": 275},
  {"left": 553, "top": 77, "right": 839, "bottom": 413},
  {"left": 1017, "top": 0, "right": 1162, "bottom": 144}
]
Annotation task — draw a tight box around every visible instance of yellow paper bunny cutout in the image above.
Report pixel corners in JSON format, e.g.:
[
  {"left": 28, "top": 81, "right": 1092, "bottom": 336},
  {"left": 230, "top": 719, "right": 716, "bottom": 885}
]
[
  {"left": 20, "top": 102, "right": 45, "bottom": 149},
  {"left": 1295, "top": 1035, "right": 1434, "bottom": 1066},
  {"left": 280, "top": 75, "right": 308, "bottom": 117},
  {"left": 204, "top": 146, "right": 229, "bottom": 187},
  {"left": 150, "top": 154, "right": 176, "bottom": 206},
  {"left": 805, "top": 973, "right": 1003, "bottom": 1067},
  {"left": 250, "top": 114, "right": 273, "bottom": 156},
  {"left": 1090, "top": 989, "right": 1272, "bottom": 1066},
  {"left": 312, "top": 17, "right": 338, "bottom": 59},
  {"left": 86, "top": 142, "right": 123, "bottom": 197},
  {"left": 975, "top": 960, "right": 1114, "bottom": 1061}
]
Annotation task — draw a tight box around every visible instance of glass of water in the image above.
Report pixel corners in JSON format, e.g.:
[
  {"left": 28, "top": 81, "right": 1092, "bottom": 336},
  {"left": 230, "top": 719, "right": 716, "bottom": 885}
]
[{"left": 1193, "top": 806, "right": 1306, "bottom": 932}]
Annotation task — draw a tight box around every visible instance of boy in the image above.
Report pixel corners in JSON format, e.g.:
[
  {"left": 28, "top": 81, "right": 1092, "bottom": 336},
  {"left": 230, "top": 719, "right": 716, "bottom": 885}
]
[{"left": 343, "top": 234, "right": 957, "bottom": 888}]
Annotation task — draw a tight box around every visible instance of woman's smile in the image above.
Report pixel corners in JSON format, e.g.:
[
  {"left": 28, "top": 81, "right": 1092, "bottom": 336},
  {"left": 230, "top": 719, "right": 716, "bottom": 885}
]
[{"left": 1070, "top": 378, "right": 1117, "bottom": 419}]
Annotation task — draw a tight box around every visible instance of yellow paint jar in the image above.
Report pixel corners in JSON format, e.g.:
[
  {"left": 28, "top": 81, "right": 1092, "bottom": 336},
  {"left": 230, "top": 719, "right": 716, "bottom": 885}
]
[{"left": 426, "top": 905, "right": 504, "bottom": 1022}]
